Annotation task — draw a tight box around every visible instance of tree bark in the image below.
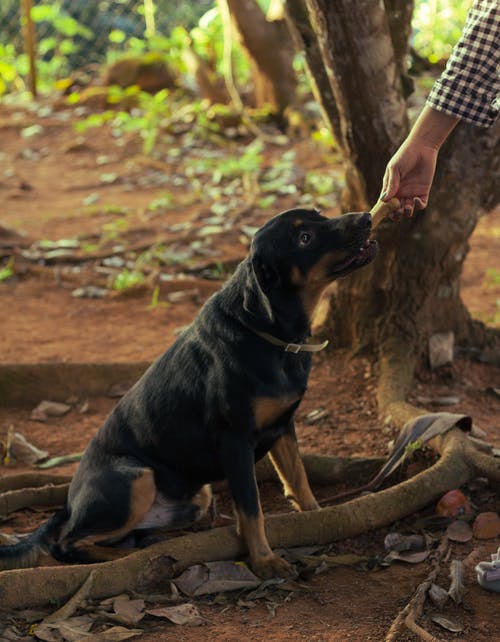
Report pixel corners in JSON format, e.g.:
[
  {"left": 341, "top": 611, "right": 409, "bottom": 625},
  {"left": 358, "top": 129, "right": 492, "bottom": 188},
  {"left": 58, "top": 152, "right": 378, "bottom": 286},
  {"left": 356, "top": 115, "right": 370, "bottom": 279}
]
[{"left": 224, "top": 0, "right": 297, "bottom": 116}]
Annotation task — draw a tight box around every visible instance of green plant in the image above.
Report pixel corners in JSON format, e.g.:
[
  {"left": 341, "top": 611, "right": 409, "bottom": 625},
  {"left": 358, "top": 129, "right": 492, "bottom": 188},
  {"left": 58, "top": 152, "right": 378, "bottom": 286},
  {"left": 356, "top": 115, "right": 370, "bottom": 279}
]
[
  {"left": 31, "top": 2, "right": 92, "bottom": 92},
  {"left": 484, "top": 268, "right": 500, "bottom": 287},
  {"left": 111, "top": 268, "right": 146, "bottom": 291},
  {"left": 147, "top": 285, "right": 168, "bottom": 309},
  {"left": 412, "top": 0, "right": 470, "bottom": 63},
  {"left": 100, "top": 217, "right": 129, "bottom": 244},
  {"left": 0, "top": 258, "right": 14, "bottom": 281}
]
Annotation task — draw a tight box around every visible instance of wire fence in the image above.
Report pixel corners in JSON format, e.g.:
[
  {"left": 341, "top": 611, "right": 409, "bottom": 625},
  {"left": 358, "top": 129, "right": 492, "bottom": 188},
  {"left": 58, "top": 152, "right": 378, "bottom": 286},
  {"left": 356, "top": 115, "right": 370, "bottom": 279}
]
[{"left": 0, "top": 0, "right": 211, "bottom": 70}]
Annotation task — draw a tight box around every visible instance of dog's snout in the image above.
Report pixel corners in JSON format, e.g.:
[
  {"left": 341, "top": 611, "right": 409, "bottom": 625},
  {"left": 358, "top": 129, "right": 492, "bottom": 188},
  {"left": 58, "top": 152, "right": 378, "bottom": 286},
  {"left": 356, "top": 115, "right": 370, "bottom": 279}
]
[{"left": 358, "top": 212, "right": 372, "bottom": 229}]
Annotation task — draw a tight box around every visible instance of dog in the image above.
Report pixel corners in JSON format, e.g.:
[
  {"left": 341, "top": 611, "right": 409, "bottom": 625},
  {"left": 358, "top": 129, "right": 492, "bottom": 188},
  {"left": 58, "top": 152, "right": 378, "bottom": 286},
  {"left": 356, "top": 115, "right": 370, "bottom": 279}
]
[{"left": 0, "top": 208, "right": 377, "bottom": 578}]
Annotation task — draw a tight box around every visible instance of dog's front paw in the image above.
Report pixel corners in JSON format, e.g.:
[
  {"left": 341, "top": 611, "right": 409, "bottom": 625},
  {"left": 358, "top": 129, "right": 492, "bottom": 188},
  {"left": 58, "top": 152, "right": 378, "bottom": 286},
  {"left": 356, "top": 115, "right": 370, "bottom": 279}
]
[{"left": 251, "top": 553, "right": 295, "bottom": 579}]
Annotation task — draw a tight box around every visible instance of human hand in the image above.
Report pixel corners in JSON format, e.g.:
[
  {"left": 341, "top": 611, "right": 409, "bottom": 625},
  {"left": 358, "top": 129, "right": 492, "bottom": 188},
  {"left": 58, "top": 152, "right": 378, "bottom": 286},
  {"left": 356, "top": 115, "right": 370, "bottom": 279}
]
[{"left": 380, "top": 139, "right": 438, "bottom": 219}]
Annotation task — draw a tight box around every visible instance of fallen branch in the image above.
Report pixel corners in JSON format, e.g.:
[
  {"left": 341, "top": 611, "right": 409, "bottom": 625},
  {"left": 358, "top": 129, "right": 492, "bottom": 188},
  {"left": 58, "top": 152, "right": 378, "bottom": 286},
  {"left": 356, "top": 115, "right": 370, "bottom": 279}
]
[
  {"left": 385, "top": 537, "right": 449, "bottom": 642},
  {"left": 0, "top": 428, "right": 497, "bottom": 610}
]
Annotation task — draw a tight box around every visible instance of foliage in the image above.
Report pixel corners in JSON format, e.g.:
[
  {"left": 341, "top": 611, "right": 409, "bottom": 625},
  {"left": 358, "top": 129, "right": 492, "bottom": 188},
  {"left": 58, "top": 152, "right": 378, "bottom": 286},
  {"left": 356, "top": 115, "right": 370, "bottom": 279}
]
[
  {"left": 0, "top": 0, "right": 472, "bottom": 97},
  {"left": 0, "top": 258, "right": 15, "bottom": 282},
  {"left": 412, "top": 0, "right": 471, "bottom": 63},
  {"left": 111, "top": 267, "right": 146, "bottom": 291}
]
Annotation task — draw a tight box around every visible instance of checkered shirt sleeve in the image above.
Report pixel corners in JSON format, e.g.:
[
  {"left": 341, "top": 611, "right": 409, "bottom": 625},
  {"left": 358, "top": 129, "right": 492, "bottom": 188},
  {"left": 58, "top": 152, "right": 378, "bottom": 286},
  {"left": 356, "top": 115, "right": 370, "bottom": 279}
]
[{"left": 426, "top": 0, "right": 500, "bottom": 127}]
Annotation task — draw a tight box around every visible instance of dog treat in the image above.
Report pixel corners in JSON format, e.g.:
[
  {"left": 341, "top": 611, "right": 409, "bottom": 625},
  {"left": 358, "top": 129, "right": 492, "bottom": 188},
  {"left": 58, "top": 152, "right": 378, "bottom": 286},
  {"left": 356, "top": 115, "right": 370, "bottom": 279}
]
[{"left": 370, "top": 197, "right": 401, "bottom": 228}]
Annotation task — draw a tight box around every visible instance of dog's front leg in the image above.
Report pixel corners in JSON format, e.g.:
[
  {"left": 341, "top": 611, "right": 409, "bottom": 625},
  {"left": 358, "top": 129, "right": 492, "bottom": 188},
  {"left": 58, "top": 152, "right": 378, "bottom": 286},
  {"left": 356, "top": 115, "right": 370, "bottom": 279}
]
[
  {"left": 219, "top": 432, "right": 293, "bottom": 579},
  {"left": 269, "top": 426, "right": 319, "bottom": 512}
]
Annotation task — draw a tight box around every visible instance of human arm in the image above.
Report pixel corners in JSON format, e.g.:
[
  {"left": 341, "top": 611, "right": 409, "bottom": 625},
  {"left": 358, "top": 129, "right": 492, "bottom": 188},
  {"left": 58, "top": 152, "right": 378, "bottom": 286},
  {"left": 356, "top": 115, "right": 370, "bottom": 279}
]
[{"left": 381, "top": 0, "right": 499, "bottom": 218}]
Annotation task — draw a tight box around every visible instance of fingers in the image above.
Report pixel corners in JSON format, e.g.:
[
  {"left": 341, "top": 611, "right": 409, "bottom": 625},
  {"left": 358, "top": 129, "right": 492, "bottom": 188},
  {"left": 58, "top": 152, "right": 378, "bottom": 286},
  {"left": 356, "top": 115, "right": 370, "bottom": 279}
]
[{"left": 394, "top": 196, "right": 427, "bottom": 220}]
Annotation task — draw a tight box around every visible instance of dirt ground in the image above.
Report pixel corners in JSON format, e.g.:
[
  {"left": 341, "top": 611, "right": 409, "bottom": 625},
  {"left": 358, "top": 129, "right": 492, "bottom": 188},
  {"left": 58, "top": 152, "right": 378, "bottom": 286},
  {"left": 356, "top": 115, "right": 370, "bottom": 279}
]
[{"left": 0, "top": 99, "right": 499, "bottom": 641}]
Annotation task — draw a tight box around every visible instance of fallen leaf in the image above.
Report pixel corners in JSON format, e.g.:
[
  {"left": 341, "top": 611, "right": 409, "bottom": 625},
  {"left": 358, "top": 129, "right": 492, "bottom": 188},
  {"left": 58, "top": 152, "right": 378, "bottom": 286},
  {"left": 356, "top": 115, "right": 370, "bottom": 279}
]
[
  {"left": 146, "top": 603, "right": 205, "bottom": 626},
  {"left": 31, "top": 400, "right": 72, "bottom": 420},
  {"left": 446, "top": 519, "right": 473, "bottom": 542},
  {"left": 428, "top": 583, "right": 449, "bottom": 609},
  {"left": 112, "top": 594, "right": 145, "bottom": 625},
  {"left": 174, "top": 561, "right": 260, "bottom": 597},
  {"left": 384, "top": 549, "right": 430, "bottom": 564},
  {"left": 384, "top": 532, "right": 426, "bottom": 552},
  {"left": 472, "top": 512, "right": 500, "bottom": 539},
  {"left": 72, "top": 286, "right": 108, "bottom": 299},
  {"left": 34, "top": 615, "right": 93, "bottom": 642},
  {"left": 81, "top": 626, "right": 143, "bottom": 641},
  {"left": 304, "top": 408, "right": 330, "bottom": 424},
  {"left": 431, "top": 614, "right": 464, "bottom": 633},
  {"left": 3, "top": 431, "right": 49, "bottom": 464}
]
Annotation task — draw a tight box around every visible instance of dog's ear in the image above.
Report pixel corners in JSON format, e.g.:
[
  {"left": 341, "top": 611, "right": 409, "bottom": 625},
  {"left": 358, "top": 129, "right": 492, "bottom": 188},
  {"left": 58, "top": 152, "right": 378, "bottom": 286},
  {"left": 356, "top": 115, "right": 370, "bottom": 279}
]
[{"left": 243, "top": 254, "right": 280, "bottom": 323}]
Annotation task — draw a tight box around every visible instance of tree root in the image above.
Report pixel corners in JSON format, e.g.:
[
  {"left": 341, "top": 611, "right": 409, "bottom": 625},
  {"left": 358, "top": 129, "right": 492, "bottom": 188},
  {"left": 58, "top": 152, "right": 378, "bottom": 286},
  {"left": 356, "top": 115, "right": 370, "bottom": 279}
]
[
  {"left": 0, "top": 473, "right": 71, "bottom": 492},
  {"left": 385, "top": 537, "right": 449, "bottom": 642},
  {"left": 0, "top": 454, "right": 383, "bottom": 515},
  {"left": 0, "top": 483, "right": 69, "bottom": 516},
  {"left": 0, "top": 362, "right": 150, "bottom": 405},
  {"left": 0, "top": 428, "right": 497, "bottom": 610}
]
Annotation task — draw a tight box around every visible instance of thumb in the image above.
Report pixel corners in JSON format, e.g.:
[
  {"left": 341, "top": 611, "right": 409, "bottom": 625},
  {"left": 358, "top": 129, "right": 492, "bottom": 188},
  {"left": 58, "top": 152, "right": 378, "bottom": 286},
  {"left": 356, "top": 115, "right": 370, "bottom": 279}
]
[{"left": 382, "top": 165, "right": 400, "bottom": 201}]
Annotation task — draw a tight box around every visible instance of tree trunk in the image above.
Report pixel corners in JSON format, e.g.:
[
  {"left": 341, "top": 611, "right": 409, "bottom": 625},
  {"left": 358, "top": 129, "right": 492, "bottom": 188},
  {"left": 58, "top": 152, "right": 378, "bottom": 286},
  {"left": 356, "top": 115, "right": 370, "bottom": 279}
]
[
  {"left": 288, "top": 0, "right": 500, "bottom": 419},
  {"left": 224, "top": 0, "right": 297, "bottom": 116}
]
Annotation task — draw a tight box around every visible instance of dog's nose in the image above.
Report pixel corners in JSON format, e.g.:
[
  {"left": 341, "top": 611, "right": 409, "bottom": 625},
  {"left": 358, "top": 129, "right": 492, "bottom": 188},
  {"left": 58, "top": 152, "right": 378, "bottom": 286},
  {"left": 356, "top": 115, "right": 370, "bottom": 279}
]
[{"left": 358, "top": 212, "right": 372, "bottom": 229}]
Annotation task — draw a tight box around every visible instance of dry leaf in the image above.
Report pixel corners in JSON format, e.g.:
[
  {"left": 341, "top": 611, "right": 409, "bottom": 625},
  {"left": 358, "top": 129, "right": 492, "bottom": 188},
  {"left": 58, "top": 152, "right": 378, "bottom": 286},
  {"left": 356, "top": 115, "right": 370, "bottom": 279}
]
[
  {"left": 472, "top": 512, "right": 500, "bottom": 539},
  {"left": 3, "top": 431, "right": 48, "bottom": 464},
  {"left": 446, "top": 519, "right": 473, "bottom": 542},
  {"left": 34, "top": 616, "right": 93, "bottom": 642},
  {"left": 146, "top": 603, "right": 205, "bottom": 626},
  {"left": 174, "top": 561, "right": 260, "bottom": 597},
  {"left": 431, "top": 614, "right": 464, "bottom": 633},
  {"left": 384, "top": 532, "right": 426, "bottom": 552},
  {"left": 384, "top": 549, "right": 430, "bottom": 564},
  {"left": 112, "top": 594, "right": 145, "bottom": 625},
  {"left": 33, "top": 625, "right": 63, "bottom": 642},
  {"left": 31, "top": 400, "right": 71, "bottom": 420},
  {"left": 428, "top": 583, "right": 448, "bottom": 609},
  {"left": 81, "top": 626, "right": 143, "bottom": 641}
]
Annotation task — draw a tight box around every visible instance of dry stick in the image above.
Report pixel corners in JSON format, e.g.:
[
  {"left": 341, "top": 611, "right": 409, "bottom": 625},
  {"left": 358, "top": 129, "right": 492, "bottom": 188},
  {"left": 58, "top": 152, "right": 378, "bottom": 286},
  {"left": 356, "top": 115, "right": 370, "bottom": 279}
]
[
  {"left": 369, "top": 197, "right": 401, "bottom": 228},
  {"left": 0, "top": 429, "right": 497, "bottom": 610},
  {"left": 385, "top": 537, "right": 449, "bottom": 642}
]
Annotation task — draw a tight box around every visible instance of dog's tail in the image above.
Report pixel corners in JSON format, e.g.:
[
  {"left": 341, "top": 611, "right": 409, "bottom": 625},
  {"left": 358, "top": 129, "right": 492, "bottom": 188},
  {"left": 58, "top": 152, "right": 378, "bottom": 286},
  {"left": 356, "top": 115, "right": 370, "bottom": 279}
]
[{"left": 0, "top": 508, "right": 68, "bottom": 571}]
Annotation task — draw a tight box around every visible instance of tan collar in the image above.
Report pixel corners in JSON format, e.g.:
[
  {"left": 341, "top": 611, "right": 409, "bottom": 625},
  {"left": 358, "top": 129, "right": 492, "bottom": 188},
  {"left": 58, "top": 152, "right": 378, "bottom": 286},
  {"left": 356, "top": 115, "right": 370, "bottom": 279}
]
[{"left": 253, "top": 329, "right": 329, "bottom": 354}]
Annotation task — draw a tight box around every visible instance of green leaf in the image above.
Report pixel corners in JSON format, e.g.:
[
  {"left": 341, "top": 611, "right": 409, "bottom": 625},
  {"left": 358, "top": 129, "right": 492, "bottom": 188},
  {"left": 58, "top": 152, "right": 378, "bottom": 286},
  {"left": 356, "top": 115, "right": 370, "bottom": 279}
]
[{"left": 109, "top": 29, "right": 127, "bottom": 44}]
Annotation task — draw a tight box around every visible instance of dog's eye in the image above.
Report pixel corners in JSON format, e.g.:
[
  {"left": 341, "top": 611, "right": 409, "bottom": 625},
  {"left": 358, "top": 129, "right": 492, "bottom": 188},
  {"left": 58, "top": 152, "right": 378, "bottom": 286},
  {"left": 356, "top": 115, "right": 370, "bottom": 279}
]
[{"left": 298, "top": 231, "right": 313, "bottom": 247}]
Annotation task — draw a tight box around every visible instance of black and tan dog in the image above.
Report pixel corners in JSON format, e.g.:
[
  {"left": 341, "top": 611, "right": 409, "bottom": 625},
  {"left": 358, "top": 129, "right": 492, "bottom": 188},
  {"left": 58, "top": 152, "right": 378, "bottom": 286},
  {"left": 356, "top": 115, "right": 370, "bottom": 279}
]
[{"left": 0, "top": 208, "right": 377, "bottom": 578}]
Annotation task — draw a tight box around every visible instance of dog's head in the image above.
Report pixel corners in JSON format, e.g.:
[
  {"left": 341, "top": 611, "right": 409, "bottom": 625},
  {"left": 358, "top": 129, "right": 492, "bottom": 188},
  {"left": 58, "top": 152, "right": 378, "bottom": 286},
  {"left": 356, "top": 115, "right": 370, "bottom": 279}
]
[{"left": 243, "top": 208, "right": 377, "bottom": 326}]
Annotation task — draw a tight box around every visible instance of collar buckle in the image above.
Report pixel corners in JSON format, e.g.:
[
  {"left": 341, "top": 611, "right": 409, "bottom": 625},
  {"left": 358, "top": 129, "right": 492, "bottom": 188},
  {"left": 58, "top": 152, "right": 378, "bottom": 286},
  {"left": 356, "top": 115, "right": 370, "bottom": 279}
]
[{"left": 284, "top": 343, "right": 302, "bottom": 354}]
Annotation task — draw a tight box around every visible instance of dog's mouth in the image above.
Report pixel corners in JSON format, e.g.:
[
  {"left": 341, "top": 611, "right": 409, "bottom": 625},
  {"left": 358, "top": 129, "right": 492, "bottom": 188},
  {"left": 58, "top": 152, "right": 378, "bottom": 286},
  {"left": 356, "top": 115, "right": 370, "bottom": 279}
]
[{"left": 329, "top": 239, "right": 378, "bottom": 277}]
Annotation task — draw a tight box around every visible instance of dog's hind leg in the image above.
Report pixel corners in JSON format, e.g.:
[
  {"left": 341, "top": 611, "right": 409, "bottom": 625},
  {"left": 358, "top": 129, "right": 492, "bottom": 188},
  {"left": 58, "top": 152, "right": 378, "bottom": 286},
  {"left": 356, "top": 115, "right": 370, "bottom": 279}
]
[{"left": 52, "top": 466, "right": 158, "bottom": 564}]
